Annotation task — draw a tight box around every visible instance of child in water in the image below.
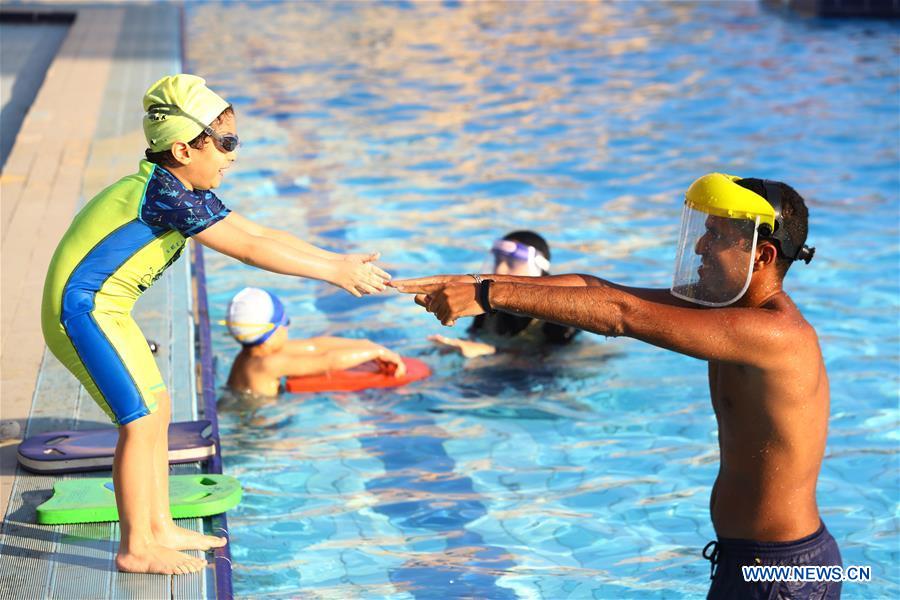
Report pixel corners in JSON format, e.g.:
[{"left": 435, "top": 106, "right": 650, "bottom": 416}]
[
  {"left": 41, "top": 74, "right": 390, "bottom": 575},
  {"left": 225, "top": 287, "right": 406, "bottom": 397}
]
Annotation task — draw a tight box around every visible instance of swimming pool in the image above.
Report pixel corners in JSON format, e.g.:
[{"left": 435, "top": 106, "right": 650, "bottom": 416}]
[{"left": 186, "top": 1, "right": 899, "bottom": 597}]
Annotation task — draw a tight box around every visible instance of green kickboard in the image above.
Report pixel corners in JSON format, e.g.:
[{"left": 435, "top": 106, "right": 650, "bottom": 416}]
[{"left": 36, "top": 474, "right": 242, "bottom": 525}]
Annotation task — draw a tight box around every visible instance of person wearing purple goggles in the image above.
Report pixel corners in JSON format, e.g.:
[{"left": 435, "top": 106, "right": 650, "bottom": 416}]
[
  {"left": 429, "top": 231, "right": 578, "bottom": 358},
  {"left": 486, "top": 237, "right": 551, "bottom": 277}
]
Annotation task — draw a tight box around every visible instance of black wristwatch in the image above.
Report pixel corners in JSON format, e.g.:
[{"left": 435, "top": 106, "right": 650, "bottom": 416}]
[{"left": 477, "top": 278, "right": 497, "bottom": 314}]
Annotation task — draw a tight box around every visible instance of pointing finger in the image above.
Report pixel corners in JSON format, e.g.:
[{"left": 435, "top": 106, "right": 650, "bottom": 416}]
[
  {"left": 392, "top": 281, "right": 443, "bottom": 295},
  {"left": 390, "top": 276, "right": 448, "bottom": 290}
]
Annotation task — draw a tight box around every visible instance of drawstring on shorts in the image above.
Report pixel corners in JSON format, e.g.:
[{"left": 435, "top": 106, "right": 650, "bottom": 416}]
[{"left": 702, "top": 540, "right": 720, "bottom": 580}]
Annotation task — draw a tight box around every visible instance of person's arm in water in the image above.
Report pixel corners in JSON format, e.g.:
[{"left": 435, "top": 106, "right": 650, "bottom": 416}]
[
  {"left": 261, "top": 338, "right": 407, "bottom": 378},
  {"left": 195, "top": 213, "right": 390, "bottom": 297},
  {"left": 393, "top": 276, "right": 795, "bottom": 367},
  {"left": 428, "top": 334, "right": 496, "bottom": 358},
  {"left": 427, "top": 314, "right": 497, "bottom": 358},
  {"left": 427, "top": 311, "right": 575, "bottom": 358}
]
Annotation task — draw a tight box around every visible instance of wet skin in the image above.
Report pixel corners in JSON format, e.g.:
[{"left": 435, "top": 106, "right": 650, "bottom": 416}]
[
  {"left": 227, "top": 327, "right": 406, "bottom": 397},
  {"left": 393, "top": 236, "right": 828, "bottom": 542},
  {"left": 705, "top": 292, "right": 828, "bottom": 540}
]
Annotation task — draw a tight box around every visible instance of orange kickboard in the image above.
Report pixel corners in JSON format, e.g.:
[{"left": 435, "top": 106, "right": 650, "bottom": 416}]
[{"left": 285, "top": 357, "right": 431, "bottom": 393}]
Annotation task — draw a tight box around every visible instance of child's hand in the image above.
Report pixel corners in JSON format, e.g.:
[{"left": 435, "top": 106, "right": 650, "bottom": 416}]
[
  {"left": 343, "top": 251, "right": 382, "bottom": 265},
  {"left": 334, "top": 254, "right": 391, "bottom": 297},
  {"left": 372, "top": 344, "right": 406, "bottom": 377}
]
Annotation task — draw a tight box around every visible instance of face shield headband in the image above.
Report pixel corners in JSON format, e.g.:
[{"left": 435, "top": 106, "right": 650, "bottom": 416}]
[{"left": 757, "top": 180, "right": 815, "bottom": 264}]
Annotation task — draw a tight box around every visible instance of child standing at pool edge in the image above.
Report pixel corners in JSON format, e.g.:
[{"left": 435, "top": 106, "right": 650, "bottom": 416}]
[{"left": 41, "top": 74, "right": 391, "bottom": 575}]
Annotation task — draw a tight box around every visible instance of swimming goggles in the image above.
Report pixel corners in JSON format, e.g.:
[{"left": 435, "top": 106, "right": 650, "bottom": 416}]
[
  {"left": 146, "top": 103, "right": 240, "bottom": 152},
  {"left": 482, "top": 239, "right": 550, "bottom": 277},
  {"left": 491, "top": 239, "right": 550, "bottom": 273}
]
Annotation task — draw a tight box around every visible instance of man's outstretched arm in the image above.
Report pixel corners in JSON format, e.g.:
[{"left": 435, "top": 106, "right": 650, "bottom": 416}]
[
  {"left": 491, "top": 281, "right": 794, "bottom": 366},
  {"left": 395, "top": 278, "right": 795, "bottom": 367},
  {"left": 393, "top": 273, "right": 692, "bottom": 306}
]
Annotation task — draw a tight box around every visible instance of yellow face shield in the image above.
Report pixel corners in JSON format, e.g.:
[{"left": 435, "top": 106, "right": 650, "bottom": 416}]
[
  {"left": 142, "top": 74, "right": 230, "bottom": 152},
  {"left": 671, "top": 173, "right": 775, "bottom": 307}
]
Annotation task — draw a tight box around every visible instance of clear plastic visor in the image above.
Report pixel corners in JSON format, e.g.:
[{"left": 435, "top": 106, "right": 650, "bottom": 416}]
[
  {"left": 670, "top": 205, "right": 759, "bottom": 307},
  {"left": 482, "top": 240, "right": 550, "bottom": 277}
]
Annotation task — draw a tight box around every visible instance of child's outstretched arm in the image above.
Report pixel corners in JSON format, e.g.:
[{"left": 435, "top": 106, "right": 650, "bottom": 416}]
[
  {"left": 224, "top": 213, "right": 374, "bottom": 262},
  {"left": 194, "top": 213, "right": 390, "bottom": 296}
]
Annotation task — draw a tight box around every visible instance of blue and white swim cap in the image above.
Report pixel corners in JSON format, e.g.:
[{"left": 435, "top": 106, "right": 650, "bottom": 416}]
[{"left": 225, "top": 287, "right": 289, "bottom": 346}]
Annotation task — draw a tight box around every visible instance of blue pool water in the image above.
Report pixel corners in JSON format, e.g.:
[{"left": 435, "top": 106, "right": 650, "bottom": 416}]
[{"left": 186, "top": 2, "right": 899, "bottom": 598}]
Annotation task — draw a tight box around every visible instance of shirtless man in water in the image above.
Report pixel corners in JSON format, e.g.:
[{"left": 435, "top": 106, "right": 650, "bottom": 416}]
[{"left": 393, "top": 174, "right": 842, "bottom": 599}]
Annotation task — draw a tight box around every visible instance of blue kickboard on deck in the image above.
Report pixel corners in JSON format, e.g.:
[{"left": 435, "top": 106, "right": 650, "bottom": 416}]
[{"left": 17, "top": 420, "right": 216, "bottom": 473}]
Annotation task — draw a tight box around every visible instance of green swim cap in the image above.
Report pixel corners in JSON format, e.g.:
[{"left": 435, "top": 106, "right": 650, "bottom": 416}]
[{"left": 142, "top": 74, "right": 230, "bottom": 152}]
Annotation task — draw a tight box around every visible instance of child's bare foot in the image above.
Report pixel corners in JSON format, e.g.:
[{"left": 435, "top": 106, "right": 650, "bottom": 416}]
[
  {"left": 116, "top": 543, "right": 206, "bottom": 575},
  {"left": 154, "top": 522, "right": 227, "bottom": 551}
]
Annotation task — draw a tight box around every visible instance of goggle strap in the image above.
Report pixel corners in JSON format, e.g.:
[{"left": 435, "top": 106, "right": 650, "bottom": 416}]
[
  {"left": 218, "top": 319, "right": 276, "bottom": 340},
  {"left": 147, "top": 103, "right": 238, "bottom": 150}
]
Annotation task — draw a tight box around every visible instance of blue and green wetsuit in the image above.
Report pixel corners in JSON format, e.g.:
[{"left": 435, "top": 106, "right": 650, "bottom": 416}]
[{"left": 41, "top": 160, "right": 230, "bottom": 426}]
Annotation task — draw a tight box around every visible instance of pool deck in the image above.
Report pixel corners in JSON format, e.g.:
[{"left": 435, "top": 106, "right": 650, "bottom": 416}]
[{"left": 0, "top": 3, "right": 232, "bottom": 597}]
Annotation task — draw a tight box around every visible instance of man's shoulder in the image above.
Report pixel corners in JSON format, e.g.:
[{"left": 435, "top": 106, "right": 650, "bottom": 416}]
[
  {"left": 755, "top": 295, "right": 821, "bottom": 363},
  {"left": 766, "top": 293, "right": 816, "bottom": 334}
]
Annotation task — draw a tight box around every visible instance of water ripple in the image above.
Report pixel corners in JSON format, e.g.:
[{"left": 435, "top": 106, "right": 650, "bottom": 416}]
[{"left": 190, "top": 1, "right": 899, "bottom": 598}]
